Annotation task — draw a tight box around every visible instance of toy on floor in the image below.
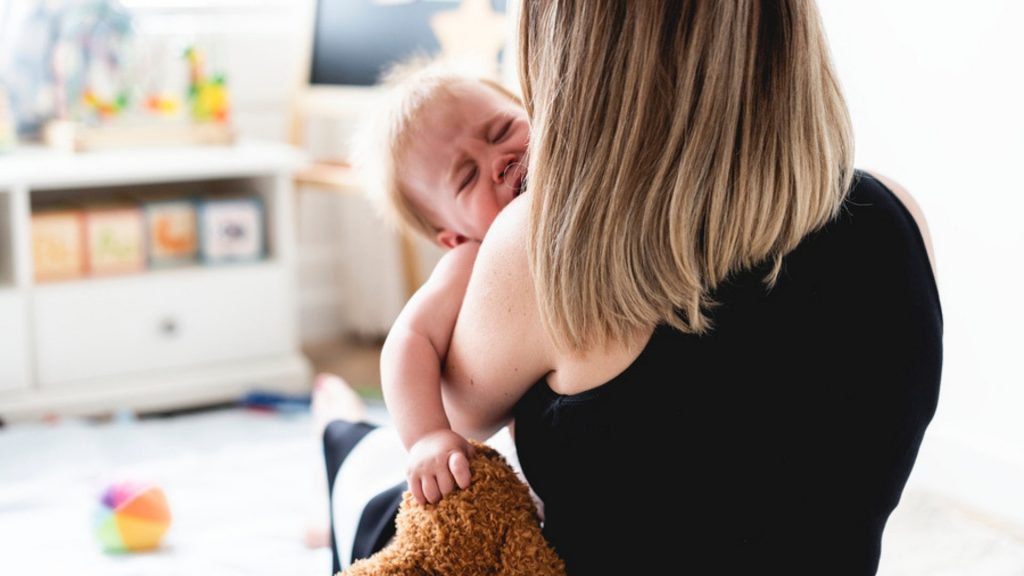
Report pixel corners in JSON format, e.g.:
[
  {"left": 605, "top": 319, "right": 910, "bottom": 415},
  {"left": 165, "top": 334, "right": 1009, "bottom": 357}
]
[
  {"left": 94, "top": 482, "right": 172, "bottom": 553},
  {"left": 238, "top": 390, "right": 310, "bottom": 414},
  {"left": 341, "top": 441, "right": 565, "bottom": 576}
]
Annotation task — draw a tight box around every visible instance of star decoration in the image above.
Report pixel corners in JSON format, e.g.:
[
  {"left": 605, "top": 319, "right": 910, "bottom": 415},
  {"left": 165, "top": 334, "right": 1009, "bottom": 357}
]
[{"left": 430, "top": 0, "right": 509, "bottom": 79}]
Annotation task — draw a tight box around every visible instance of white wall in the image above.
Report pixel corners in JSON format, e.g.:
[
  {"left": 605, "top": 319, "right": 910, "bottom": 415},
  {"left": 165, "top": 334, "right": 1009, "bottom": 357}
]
[{"left": 818, "top": 0, "right": 1024, "bottom": 527}]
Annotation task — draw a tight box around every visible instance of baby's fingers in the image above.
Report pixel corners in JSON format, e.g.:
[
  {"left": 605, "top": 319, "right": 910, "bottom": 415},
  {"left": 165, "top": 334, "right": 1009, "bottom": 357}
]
[
  {"left": 409, "top": 474, "right": 427, "bottom": 505},
  {"left": 449, "top": 451, "right": 472, "bottom": 490},
  {"left": 436, "top": 468, "right": 457, "bottom": 497},
  {"left": 420, "top": 476, "right": 441, "bottom": 505}
]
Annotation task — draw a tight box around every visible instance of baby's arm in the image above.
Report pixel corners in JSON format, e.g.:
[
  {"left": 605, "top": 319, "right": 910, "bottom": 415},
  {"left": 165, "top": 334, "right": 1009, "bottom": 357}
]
[{"left": 380, "top": 241, "right": 480, "bottom": 505}]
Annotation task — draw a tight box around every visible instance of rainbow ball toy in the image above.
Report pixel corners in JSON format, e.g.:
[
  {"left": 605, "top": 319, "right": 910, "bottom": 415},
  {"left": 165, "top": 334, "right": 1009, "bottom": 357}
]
[{"left": 94, "top": 482, "right": 172, "bottom": 552}]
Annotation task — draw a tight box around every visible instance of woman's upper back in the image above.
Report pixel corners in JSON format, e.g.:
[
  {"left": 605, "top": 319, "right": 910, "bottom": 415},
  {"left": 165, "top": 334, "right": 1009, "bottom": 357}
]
[{"left": 507, "top": 171, "right": 942, "bottom": 574}]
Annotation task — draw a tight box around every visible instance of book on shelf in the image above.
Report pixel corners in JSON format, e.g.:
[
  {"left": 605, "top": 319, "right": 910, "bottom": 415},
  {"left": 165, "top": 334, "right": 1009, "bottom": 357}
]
[
  {"left": 144, "top": 199, "right": 199, "bottom": 267},
  {"left": 29, "top": 194, "right": 265, "bottom": 282},
  {"left": 197, "top": 196, "right": 265, "bottom": 264},
  {"left": 83, "top": 205, "right": 146, "bottom": 276},
  {"left": 31, "top": 210, "right": 87, "bottom": 282}
]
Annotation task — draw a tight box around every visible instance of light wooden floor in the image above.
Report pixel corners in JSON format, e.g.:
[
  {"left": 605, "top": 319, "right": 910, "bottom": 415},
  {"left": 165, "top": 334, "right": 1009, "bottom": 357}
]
[{"left": 302, "top": 336, "right": 384, "bottom": 399}]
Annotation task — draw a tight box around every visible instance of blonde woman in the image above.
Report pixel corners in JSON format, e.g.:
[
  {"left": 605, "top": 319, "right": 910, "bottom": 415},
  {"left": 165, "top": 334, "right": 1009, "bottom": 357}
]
[{"left": 318, "top": 1, "right": 942, "bottom": 573}]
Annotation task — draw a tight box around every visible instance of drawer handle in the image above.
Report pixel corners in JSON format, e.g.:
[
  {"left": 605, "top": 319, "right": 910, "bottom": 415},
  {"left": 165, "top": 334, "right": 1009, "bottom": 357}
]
[{"left": 159, "top": 317, "right": 179, "bottom": 337}]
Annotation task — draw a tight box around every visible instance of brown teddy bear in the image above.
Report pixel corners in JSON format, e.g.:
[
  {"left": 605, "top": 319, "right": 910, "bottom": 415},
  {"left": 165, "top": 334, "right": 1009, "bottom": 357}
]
[{"left": 340, "top": 441, "right": 565, "bottom": 576}]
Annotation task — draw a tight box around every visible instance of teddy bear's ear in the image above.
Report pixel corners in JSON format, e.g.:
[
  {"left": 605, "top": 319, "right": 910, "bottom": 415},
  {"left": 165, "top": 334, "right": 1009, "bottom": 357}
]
[{"left": 498, "top": 523, "right": 567, "bottom": 576}]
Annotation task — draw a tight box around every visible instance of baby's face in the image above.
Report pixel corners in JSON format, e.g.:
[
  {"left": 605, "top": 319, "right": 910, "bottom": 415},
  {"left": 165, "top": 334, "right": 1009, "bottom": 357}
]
[{"left": 401, "top": 80, "right": 528, "bottom": 247}]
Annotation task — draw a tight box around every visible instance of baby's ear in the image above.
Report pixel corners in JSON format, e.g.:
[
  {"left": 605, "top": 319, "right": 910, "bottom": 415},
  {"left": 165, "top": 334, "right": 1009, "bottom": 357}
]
[{"left": 436, "top": 229, "right": 468, "bottom": 249}]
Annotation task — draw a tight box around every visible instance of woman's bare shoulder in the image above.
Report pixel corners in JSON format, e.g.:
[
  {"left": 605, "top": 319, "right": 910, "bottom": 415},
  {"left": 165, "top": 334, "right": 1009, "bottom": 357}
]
[
  {"left": 463, "top": 195, "right": 546, "bottom": 356},
  {"left": 441, "top": 196, "right": 556, "bottom": 438}
]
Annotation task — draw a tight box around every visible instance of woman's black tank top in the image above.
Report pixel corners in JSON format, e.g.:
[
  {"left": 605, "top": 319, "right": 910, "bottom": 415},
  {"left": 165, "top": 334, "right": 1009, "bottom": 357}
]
[{"left": 513, "top": 172, "right": 943, "bottom": 575}]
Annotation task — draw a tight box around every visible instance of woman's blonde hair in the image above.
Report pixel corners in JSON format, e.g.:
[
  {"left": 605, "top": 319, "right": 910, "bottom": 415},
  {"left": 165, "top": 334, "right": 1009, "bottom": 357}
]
[
  {"left": 355, "top": 59, "right": 521, "bottom": 241},
  {"left": 519, "top": 0, "right": 854, "bottom": 351}
]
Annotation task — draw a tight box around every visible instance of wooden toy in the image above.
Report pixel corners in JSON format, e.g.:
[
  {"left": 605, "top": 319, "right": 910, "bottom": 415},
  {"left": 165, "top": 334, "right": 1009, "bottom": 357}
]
[
  {"left": 84, "top": 205, "right": 146, "bottom": 276},
  {"left": 185, "top": 46, "right": 231, "bottom": 123},
  {"left": 198, "top": 197, "right": 265, "bottom": 263},
  {"left": 31, "top": 210, "right": 86, "bottom": 282},
  {"left": 144, "top": 199, "right": 198, "bottom": 266}
]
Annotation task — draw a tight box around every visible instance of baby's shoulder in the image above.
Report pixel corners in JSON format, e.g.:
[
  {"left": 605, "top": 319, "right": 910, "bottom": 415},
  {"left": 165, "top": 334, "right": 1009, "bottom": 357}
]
[
  {"left": 436, "top": 241, "right": 481, "bottom": 275},
  {"left": 421, "top": 241, "right": 481, "bottom": 296}
]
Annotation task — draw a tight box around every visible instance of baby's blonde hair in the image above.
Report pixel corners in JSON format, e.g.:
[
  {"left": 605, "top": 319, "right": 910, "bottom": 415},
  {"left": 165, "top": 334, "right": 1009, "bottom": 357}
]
[{"left": 353, "top": 58, "right": 521, "bottom": 241}]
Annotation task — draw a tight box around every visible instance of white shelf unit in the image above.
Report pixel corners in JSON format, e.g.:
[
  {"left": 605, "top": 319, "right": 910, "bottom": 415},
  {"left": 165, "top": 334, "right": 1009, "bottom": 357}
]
[
  {"left": 0, "top": 140, "right": 312, "bottom": 421},
  {"left": 0, "top": 182, "right": 30, "bottom": 394}
]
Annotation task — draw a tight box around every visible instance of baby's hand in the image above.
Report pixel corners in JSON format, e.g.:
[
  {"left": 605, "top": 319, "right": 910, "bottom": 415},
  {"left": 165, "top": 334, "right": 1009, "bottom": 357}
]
[{"left": 407, "top": 430, "right": 475, "bottom": 505}]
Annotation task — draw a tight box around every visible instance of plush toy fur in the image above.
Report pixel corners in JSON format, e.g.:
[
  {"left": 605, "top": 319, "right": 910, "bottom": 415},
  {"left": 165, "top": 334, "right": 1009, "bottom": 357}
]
[{"left": 340, "top": 441, "right": 565, "bottom": 576}]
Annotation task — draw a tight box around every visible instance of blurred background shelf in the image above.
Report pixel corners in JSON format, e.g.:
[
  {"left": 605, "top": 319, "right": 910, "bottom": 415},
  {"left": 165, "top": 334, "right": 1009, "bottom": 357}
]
[{"left": 0, "top": 140, "right": 311, "bottom": 422}]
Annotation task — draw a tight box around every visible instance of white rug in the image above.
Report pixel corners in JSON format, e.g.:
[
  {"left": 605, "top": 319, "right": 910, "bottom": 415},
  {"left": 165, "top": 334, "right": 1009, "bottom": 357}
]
[{"left": 0, "top": 406, "right": 1022, "bottom": 576}]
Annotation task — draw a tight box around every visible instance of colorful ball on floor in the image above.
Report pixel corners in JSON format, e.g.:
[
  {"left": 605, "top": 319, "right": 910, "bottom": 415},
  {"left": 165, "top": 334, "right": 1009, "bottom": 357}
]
[{"left": 94, "top": 482, "right": 172, "bottom": 552}]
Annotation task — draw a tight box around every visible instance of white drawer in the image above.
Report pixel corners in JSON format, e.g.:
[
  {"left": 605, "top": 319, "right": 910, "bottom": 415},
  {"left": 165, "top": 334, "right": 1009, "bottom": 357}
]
[
  {"left": 0, "top": 291, "right": 30, "bottom": 392},
  {"left": 33, "top": 264, "right": 295, "bottom": 386}
]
